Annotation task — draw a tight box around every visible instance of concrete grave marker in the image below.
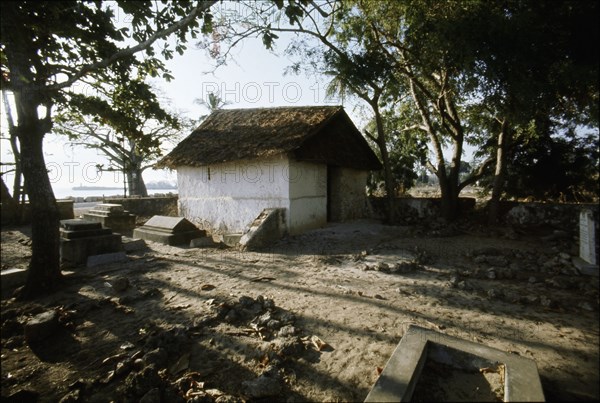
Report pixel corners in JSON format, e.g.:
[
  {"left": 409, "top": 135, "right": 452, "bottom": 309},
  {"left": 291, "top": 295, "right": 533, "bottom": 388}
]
[
  {"left": 365, "top": 325, "right": 545, "bottom": 402},
  {"left": 579, "top": 210, "right": 596, "bottom": 265},
  {"left": 573, "top": 209, "right": 598, "bottom": 276},
  {"left": 60, "top": 219, "right": 123, "bottom": 267},
  {"left": 1, "top": 268, "right": 28, "bottom": 297},
  {"left": 83, "top": 203, "right": 136, "bottom": 233},
  {"left": 133, "top": 216, "right": 206, "bottom": 245}
]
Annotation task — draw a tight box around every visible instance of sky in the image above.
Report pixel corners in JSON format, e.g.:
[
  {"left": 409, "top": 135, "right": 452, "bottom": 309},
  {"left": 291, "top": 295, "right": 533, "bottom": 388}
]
[
  {"left": 0, "top": 3, "right": 466, "bottom": 196},
  {"left": 0, "top": 25, "right": 359, "bottom": 193}
]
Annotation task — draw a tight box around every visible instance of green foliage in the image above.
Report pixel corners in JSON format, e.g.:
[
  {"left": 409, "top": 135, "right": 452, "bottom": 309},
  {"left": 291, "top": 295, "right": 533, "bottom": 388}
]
[
  {"left": 479, "top": 127, "right": 599, "bottom": 202},
  {"left": 366, "top": 117, "right": 428, "bottom": 195},
  {"left": 59, "top": 76, "right": 177, "bottom": 147},
  {"left": 1, "top": 2, "right": 215, "bottom": 96}
]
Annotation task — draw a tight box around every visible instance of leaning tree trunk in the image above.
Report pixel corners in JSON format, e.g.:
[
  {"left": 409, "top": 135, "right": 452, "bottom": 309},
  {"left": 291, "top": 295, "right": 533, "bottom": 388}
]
[
  {"left": 16, "top": 100, "right": 62, "bottom": 299},
  {"left": 488, "top": 120, "right": 509, "bottom": 224},
  {"left": 373, "top": 108, "right": 396, "bottom": 224}
]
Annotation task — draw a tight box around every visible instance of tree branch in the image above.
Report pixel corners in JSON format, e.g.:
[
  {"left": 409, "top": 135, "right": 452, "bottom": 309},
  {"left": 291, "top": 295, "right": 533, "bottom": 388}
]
[
  {"left": 458, "top": 156, "right": 495, "bottom": 191},
  {"left": 45, "top": 1, "right": 217, "bottom": 91}
]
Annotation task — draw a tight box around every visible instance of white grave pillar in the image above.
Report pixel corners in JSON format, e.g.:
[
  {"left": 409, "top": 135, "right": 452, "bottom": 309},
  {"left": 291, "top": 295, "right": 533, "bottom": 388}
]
[{"left": 579, "top": 209, "right": 597, "bottom": 265}]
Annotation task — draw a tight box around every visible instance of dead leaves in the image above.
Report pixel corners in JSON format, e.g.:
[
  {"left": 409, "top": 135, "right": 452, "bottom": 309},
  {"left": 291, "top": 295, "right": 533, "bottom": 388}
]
[{"left": 307, "top": 335, "right": 333, "bottom": 352}]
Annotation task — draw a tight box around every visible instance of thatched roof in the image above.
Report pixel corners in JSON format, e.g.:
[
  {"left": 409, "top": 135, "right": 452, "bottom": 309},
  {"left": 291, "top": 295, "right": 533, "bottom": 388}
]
[{"left": 156, "top": 106, "right": 382, "bottom": 171}]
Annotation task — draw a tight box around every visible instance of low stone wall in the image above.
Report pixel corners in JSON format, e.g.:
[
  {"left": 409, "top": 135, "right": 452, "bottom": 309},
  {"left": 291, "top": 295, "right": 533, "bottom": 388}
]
[
  {"left": 501, "top": 201, "right": 599, "bottom": 229},
  {"left": 368, "top": 197, "right": 476, "bottom": 223},
  {"left": 1, "top": 200, "right": 74, "bottom": 224},
  {"left": 101, "top": 196, "right": 178, "bottom": 217}
]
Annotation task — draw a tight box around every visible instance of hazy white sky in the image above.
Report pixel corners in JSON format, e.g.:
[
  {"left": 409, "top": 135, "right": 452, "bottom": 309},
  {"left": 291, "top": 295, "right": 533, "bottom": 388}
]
[
  {"left": 1, "top": 27, "right": 357, "bottom": 191},
  {"left": 0, "top": 3, "right": 461, "bottom": 195}
]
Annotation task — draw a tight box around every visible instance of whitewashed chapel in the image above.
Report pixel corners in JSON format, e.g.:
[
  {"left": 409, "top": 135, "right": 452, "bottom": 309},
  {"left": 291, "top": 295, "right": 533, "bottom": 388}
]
[{"left": 157, "top": 106, "right": 382, "bottom": 235}]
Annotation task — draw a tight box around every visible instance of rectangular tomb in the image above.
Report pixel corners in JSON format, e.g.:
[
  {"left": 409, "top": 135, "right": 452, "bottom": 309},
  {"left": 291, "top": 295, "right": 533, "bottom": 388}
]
[
  {"left": 83, "top": 203, "right": 136, "bottom": 233},
  {"left": 133, "top": 216, "right": 206, "bottom": 246},
  {"left": 60, "top": 219, "right": 122, "bottom": 267},
  {"left": 365, "top": 325, "right": 545, "bottom": 402}
]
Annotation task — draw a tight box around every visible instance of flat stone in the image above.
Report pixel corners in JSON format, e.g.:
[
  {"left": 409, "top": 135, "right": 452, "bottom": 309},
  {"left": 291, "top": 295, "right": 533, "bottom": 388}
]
[
  {"left": 87, "top": 251, "right": 128, "bottom": 268},
  {"left": 60, "top": 219, "right": 102, "bottom": 231},
  {"left": 24, "top": 310, "right": 59, "bottom": 344},
  {"left": 1, "top": 268, "right": 28, "bottom": 297},
  {"left": 60, "top": 227, "right": 113, "bottom": 239},
  {"left": 365, "top": 325, "right": 545, "bottom": 402},
  {"left": 573, "top": 257, "right": 599, "bottom": 277},
  {"left": 93, "top": 203, "right": 125, "bottom": 213}
]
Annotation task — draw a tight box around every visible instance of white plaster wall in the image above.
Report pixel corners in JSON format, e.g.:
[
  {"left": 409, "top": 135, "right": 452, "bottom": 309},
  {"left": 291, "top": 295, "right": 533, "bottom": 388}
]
[
  {"left": 288, "top": 160, "right": 327, "bottom": 234},
  {"left": 177, "top": 156, "right": 290, "bottom": 233},
  {"left": 177, "top": 155, "right": 328, "bottom": 235}
]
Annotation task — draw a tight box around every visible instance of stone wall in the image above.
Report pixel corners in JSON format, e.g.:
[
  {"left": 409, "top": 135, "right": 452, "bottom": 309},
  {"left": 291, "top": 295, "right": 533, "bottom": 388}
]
[
  {"left": 103, "top": 196, "right": 178, "bottom": 217},
  {"left": 501, "top": 201, "right": 599, "bottom": 229},
  {"left": 1, "top": 200, "right": 74, "bottom": 224},
  {"left": 368, "top": 197, "right": 476, "bottom": 223},
  {"left": 328, "top": 167, "right": 368, "bottom": 222}
]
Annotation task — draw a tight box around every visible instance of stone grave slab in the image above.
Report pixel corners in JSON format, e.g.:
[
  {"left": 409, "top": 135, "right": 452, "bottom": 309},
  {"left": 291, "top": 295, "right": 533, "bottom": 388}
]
[
  {"left": 61, "top": 219, "right": 103, "bottom": 231},
  {"left": 83, "top": 203, "right": 136, "bottom": 233},
  {"left": 1, "top": 268, "right": 28, "bottom": 298},
  {"left": 365, "top": 325, "right": 545, "bottom": 402},
  {"left": 573, "top": 209, "right": 598, "bottom": 276},
  {"left": 60, "top": 219, "right": 122, "bottom": 267},
  {"left": 87, "top": 251, "right": 128, "bottom": 268},
  {"left": 133, "top": 216, "right": 206, "bottom": 246}
]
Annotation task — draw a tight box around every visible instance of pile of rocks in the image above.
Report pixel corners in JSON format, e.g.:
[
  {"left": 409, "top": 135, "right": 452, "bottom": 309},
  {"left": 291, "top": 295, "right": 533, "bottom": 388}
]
[{"left": 444, "top": 246, "right": 599, "bottom": 312}]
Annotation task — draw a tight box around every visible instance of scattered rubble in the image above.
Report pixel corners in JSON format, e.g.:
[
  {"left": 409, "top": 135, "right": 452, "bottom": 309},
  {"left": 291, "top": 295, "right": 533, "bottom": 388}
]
[{"left": 1, "top": 219, "right": 598, "bottom": 401}]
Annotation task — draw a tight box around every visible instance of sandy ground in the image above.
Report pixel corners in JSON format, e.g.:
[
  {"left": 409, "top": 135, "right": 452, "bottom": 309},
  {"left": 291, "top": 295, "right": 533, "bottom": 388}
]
[{"left": 1, "top": 219, "right": 599, "bottom": 402}]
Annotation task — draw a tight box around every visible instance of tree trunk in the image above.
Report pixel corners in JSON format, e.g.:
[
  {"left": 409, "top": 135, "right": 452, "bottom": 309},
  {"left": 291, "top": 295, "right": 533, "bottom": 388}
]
[
  {"left": 436, "top": 158, "right": 461, "bottom": 222},
  {"left": 437, "top": 171, "right": 459, "bottom": 221},
  {"left": 15, "top": 98, "right": 62, "bottom": 299},
  {"left": 2, "top": 90, "right": 22, "bottom": 204},
  {"left": 373, "top": 108, "right": 396, "bottom": 223},
  {"left": 127, "top": 168, "right": 148, "bottom": 197},
  {"left": 488, "top": 120, "right": 509, "bottom": 224}
]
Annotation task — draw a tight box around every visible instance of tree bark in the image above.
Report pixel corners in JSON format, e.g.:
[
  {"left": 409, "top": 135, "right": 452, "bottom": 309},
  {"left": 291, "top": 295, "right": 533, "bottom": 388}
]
[
  {"left": 127, "top": 167, "right": 148, "bottom": 197},
  {"left": 15, "top": 99, "right": 62, "bottom": 299},
  {"left": 488, "top": 120, "right": 509, "bottom": 224},
  {"left": 373, "top": 107, "right": 396, "bottom": 224},
  {"left": 2, "top": 90, "right": 24, "bottom": 211},
  {"left": 437, "top": 167, "right": 460, "bottom": 222}
]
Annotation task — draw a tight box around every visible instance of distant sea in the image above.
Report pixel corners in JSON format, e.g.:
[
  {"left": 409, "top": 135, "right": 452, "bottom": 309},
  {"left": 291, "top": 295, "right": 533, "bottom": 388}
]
[{"left": 52, "top": 187, "right": 177, "bottom": 200}]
